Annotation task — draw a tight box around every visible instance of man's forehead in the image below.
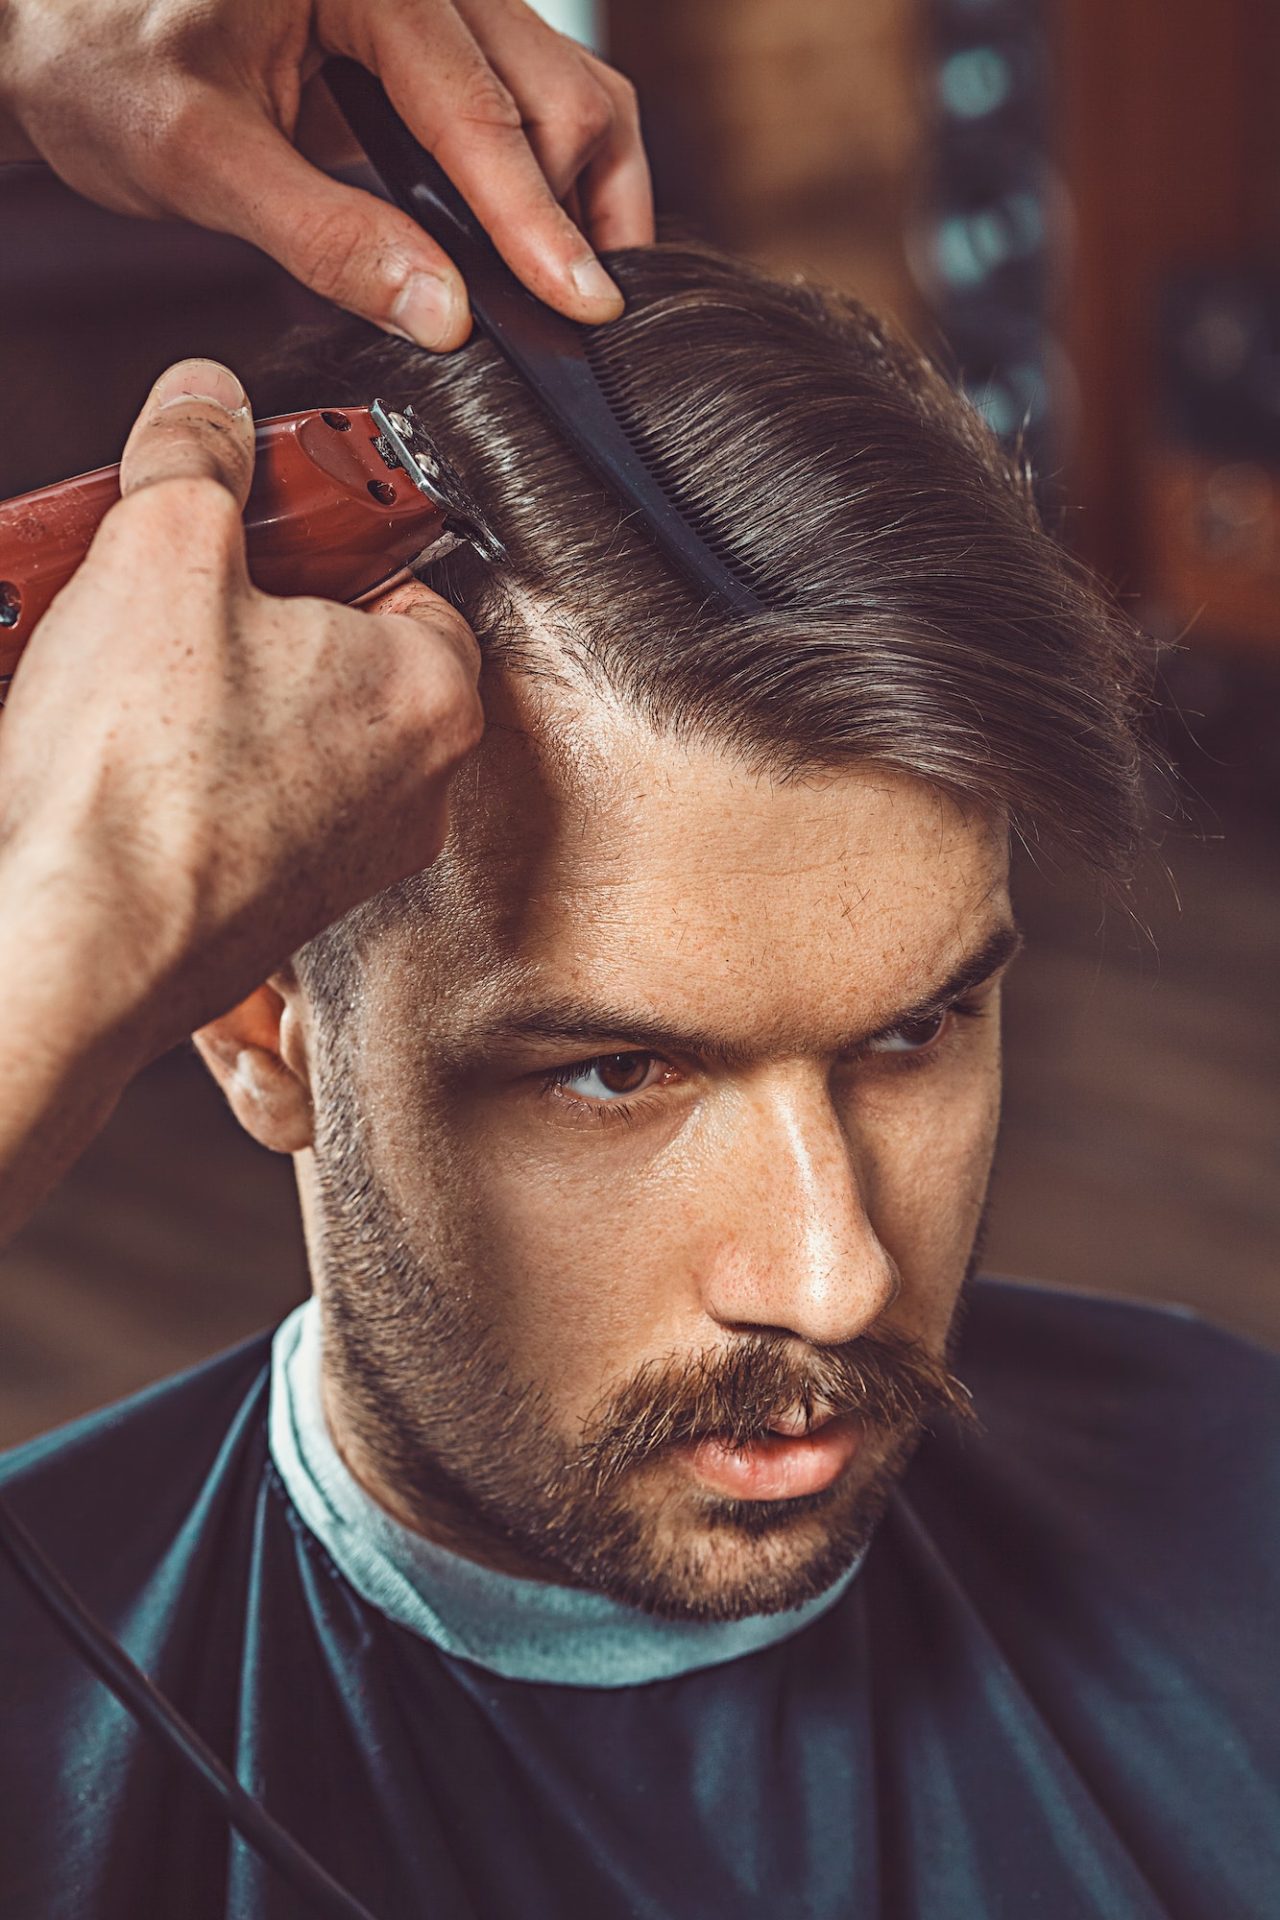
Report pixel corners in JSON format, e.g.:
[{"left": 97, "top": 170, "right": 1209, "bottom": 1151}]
[
  {"left": 453, "top": 668, "right": 1003, "bottom": 887},
  {"left": 375, "top": 673, "right": 1013, "bottom": 1053}
]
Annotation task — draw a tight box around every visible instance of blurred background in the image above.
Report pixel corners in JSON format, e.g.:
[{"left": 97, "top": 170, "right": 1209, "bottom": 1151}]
[{"left": 1, "top": 0, "right": 1277, "bottom": 1445}]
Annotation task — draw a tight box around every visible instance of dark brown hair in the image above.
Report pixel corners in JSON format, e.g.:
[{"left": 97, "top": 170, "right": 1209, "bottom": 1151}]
[{"left": 258, "top": 242, "right": 1152, "bottom": 879}]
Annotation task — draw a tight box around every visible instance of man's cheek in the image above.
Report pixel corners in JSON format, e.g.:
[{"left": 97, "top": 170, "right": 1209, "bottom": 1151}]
[
  {"left": 460, "top": 1160, "right": 664, "bottom": 1388},
  {"left": 867, "top": 1069, "right": 1001, "bottom": 1311}
]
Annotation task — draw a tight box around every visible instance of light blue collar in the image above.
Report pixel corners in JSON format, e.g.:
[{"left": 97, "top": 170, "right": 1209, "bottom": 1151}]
[{"left": 268, "top": 1299, "right": 861, "bottom": 1689}]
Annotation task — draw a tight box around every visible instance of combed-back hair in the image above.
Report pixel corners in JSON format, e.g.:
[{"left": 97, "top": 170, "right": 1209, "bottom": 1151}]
[{"left": 257, "top": 242, "right": 1152, "bottom": 878}]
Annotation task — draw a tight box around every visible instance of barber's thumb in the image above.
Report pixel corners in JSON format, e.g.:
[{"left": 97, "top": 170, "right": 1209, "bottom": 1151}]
[{"left": 119, "top": 359, "right": 255, "bottom": 507}]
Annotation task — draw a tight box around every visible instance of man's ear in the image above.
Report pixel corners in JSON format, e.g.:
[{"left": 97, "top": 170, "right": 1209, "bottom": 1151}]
[{"left": 193, "top": 972, "right": 313, "bottom": 1154}]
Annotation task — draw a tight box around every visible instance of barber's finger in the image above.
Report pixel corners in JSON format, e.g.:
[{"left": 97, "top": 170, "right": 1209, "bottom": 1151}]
[
  {"left": 571, "top": 58, "right": 655, "bottom": 251},
  {"left": 118, "top": 359, "right": 255, "bottom": 505},
  {"left": 364, "top": 6, "right": 623, "bottom": 323},
  {"left": 366, "top": 579, "right": 482, "bottom": 688},
  {"left": 471, "top": 18, "right": 654, "bottom": 249},
  {"left": 189, "top": 115, "right": 471, "bottom": 349},
  {"left": 461, "top": 2, "right": 613, "bottom": 203}
]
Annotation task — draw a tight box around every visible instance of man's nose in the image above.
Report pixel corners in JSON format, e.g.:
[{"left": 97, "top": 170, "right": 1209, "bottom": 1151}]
[{"left": 698, "top": 1076, "right": 900, "bottom": 1348}]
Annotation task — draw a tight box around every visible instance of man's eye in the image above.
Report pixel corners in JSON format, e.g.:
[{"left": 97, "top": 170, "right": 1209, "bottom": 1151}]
[
  {"left": 867, "top": 1009, "right": 950, "bottom": 1055},
  {"left": 550, "top": 1053, "right": 665, "bottom": 1102}
]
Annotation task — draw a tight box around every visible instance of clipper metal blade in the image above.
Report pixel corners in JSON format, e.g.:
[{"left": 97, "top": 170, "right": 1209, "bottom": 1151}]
[{"left": 370, "top": 399, "right": 505, "bottom": 567}]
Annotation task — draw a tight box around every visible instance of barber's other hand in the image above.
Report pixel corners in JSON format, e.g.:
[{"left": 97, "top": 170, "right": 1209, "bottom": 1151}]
[
  {"left": 0, "top": 358, "right": 484, "bottom": 1060},
  {"left": 0, "top": 0, "right": 652, "bottom": 344}
]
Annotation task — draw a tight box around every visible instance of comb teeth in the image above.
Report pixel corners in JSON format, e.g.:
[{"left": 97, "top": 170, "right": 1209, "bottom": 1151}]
[
  {"left": 324, "top": 58, "right": 763, "bottom": 616},
  {"left": 581, "top": 334, "right": 781, "bottom": 599}
]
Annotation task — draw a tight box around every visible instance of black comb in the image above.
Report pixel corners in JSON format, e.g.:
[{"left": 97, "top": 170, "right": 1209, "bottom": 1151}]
[{"left": 323, "top": 58, "right": 761, "bottom": 616}]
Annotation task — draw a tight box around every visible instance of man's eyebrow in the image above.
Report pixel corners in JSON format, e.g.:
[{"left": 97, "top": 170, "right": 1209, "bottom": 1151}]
[
  {"left": 868, "top": 920, "right": 1024, "bottom": 1040},
  {"left": 458, "top": 921, "right": 1023, "bottom": 1065}
]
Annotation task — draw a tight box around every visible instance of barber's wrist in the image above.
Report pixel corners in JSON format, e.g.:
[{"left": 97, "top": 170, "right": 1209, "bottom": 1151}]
[{"left": 0, "top": 823, "right": 170, "bottom": 1244}]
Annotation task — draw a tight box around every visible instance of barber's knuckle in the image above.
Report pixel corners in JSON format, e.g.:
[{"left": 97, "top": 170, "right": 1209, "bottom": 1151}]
[
  {"left": 609, "top": 74, "right": 641, "bottom": 135},
  {"left": 413, "top": 659, "right": 482, "bottom": 763},
  {"left": 536, "top": 87, "right": 614, "bottom": 177},
  {"left": 140, "top": 76, "right": 216, "bottom": 172},
  {"left": 569, "top": 78, "right": 616, "bottom": 149},
  {"left": 452, "top": 68, "right": 523, "bottom": 135},
  {"left": 452, "top": 679, "right": 486, "bottom": 756},
  {"left": 575, "top": 49, "right": 638, "bottom": 119},
  {"left": 286, "top": 203, "right": 373, "bottom": 298},
  {"left": 146, "top": 91, "right": 192, "bottom": 159},
  {"left": 610, "top": 69, "right": 640, "bottom": 118},
  {"left": 133, "top": 1, "right": 203, "bottom": 60}
]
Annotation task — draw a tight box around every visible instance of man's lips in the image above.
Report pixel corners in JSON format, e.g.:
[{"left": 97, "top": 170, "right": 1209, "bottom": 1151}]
[{"left": 672, "top": 1412, "right": 863, "bottom": 1501}]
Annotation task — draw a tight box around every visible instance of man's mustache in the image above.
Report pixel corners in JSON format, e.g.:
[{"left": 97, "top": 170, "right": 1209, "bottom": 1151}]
[{"left": 578, "top": 1326, "right": 977, "bottom": 1490}]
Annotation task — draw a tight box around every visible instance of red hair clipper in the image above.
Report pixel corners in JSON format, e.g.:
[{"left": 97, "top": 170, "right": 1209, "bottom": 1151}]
[{"left": 0, "top": 400, "right": 504, "bottom": 699}]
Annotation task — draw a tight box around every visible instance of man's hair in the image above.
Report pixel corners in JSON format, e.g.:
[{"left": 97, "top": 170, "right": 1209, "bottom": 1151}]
[{"left": 258, "top": 243, "right": 1151, "bottom": 949}]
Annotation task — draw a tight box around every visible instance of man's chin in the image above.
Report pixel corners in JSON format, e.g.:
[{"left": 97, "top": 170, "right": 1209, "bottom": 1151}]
[
  {"left": 566, "top": 1448, "right": 906, "bottom": 1623},
  {"left": 591, "top": 1505, "right": 872, "bottom": 1623}
]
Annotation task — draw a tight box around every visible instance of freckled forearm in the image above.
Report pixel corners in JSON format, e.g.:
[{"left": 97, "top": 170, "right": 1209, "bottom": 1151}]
[{"left": 0, "top": 838, "right": 156, "bottom": 1246}]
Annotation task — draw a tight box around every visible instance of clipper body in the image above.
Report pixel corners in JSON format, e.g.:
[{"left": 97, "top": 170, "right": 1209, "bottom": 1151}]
[{"left": 0, "top": 402, "right": 502, "bottom": 689}]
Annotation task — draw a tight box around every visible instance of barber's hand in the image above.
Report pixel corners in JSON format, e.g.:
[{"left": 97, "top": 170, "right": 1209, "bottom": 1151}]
[
  {"left": 0, "top": 357, "right": 484, "bottom": 1058},
  {"left": 0, "top": 0, "right": 652, "bottom": 345}
]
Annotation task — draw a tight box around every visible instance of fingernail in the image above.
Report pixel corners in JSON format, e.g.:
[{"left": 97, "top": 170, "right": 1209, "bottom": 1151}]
[
  {"left": 571, "top": 255, "right": 623, "bottom": 313},
  {"left": 390, "top": 271, "right": 466, "bottom": 350},
  {"left": 151, "top": 358, "right": 247, "bottom": 415}
]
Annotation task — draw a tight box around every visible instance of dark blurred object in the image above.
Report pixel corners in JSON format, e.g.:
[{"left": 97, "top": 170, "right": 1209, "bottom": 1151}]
[
  {"left": 607, "top": 0, "right": 923, "bottom": 327},
  {"left": 1136, "top": 269, "right": 1280, "bottom": 662},
  {"left": 911, "top": 0, "right": 1063, "bottom": 481},
  {"left": 1146, "top": 448, "right": 1280, "bottom": 658},
  {"left": 1162, "top": 270, "right": 1280, "bottom": 462},
  {"left": 1, "top": 168, "right": 280, "bottom": 311}
]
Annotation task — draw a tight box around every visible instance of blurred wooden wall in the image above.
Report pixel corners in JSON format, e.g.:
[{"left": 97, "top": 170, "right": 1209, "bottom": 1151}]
[
  {"left": 612, "top": 0, "right": 1280, "bottom": 673},
  {"left": 1056, "top": 0, "right": 1280, "bottom": 628},
  {"left": 608, "top": 0, "right": 925, "bottom": 329}
]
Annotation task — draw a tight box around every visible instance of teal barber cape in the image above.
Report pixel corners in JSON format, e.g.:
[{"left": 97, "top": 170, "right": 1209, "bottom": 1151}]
[{"left": 1, "top": 1277, "right": 1276, "bottom": 1919}]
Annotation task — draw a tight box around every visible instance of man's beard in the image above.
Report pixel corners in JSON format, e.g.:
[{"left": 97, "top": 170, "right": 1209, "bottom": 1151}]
[{"left": 309, "top": 1066, "right": 984, "bottom": 1623}]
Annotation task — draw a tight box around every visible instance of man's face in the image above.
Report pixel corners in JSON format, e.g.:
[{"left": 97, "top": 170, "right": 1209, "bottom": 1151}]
[{"left": 294, "top": 666, "right": 1017, "bottom": 1621}]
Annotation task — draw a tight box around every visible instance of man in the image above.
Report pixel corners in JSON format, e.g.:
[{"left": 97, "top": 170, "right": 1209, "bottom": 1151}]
[{"left": 1, "top": 241, "right": 1276, "bottom": 1920}]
